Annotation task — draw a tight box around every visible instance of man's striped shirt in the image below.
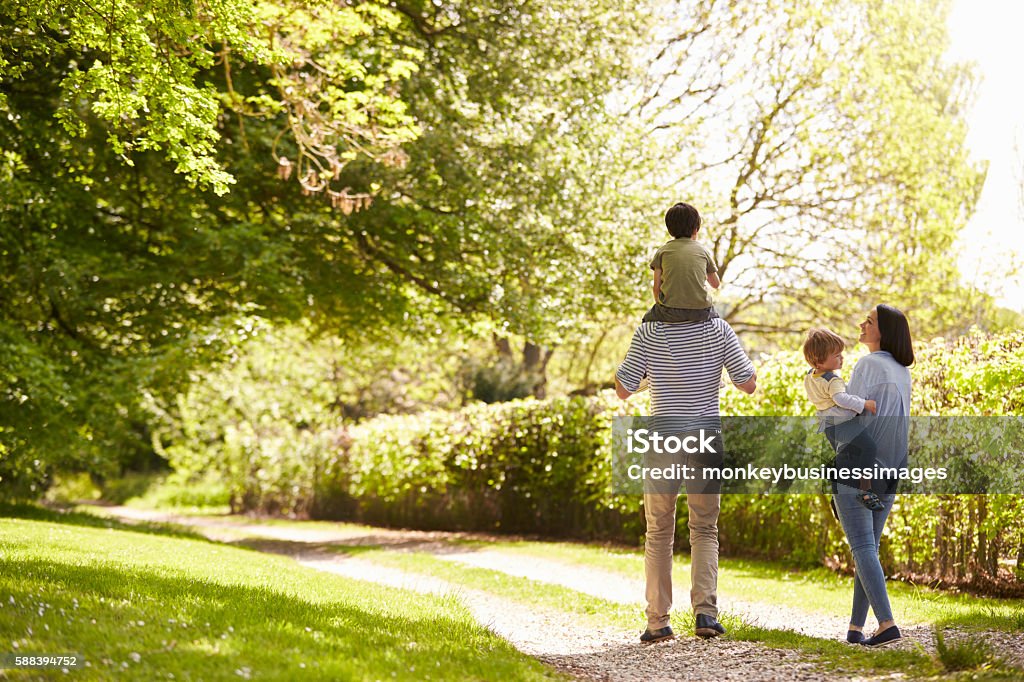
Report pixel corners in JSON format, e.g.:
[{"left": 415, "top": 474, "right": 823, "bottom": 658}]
[{"left": 616, "top": 319, "right": 754, "bottom": 416}]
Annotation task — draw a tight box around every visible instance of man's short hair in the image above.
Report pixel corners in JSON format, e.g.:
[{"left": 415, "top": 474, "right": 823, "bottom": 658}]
[
  {"left": 665, "top": 202, "right": 702, "bottom": 238},
  {"left": 803, "top": 328, "right": 845, "bottom": 367}
]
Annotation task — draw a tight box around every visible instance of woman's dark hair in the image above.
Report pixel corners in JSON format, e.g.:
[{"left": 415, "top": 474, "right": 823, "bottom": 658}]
[{"left": 876, "top": 304, "right": 914, "bottom": 367}]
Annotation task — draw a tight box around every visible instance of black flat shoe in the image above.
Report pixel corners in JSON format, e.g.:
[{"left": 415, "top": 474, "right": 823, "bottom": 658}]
[
  {"left": 847, "top": 630, "right": 865, "bottom": 644},
  {"left": 861, "top": 625, "right": 902, "bottom": 647}
]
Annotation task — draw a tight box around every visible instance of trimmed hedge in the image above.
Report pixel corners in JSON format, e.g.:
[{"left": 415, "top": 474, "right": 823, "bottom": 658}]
[
  {"left": 315, "top": 395, "right": 643, "bottom": 541},
  {"left": 152, "top": 329, "right": 1024, "bottom": 590}
]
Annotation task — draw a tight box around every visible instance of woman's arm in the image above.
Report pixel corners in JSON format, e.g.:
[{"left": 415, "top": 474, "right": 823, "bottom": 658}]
[{"left": 846, "top": 353, "right": 878, "bottom": 398}]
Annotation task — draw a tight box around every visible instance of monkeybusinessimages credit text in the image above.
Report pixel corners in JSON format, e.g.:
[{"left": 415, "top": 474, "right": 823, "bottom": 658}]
[{"left": 623, "top": 428, "right": 948, "bottom": 485}]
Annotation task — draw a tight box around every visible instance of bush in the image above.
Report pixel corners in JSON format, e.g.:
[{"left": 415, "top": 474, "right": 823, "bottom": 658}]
[
  {"left": 129, "top": 472, "right": 232, "bottom": 512},
  {"left": 139, "top": 329, "right": 1024, "bottom": 588},
  {"left": 319, "top": 395, "right": 642, "bottom": 541}
]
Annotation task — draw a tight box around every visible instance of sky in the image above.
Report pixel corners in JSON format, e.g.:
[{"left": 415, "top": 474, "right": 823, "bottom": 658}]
[{"left": 947, "top": 0, "right": 1024, "bottom": 312}]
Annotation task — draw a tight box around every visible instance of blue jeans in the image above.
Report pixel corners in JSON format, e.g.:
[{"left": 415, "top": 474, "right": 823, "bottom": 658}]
[{"left": 833, "top": 485, "right": 896, "bottom": 626}]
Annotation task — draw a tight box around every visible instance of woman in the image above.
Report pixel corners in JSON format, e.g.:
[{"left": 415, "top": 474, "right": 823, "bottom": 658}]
[{"left": 836, "top": 304, "right": 914, "bottom": 647}]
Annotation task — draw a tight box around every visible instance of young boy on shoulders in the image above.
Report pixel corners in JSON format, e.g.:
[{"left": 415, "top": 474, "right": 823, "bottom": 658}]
[{"left": 643, "top": 202, "right": 720, "bottom": 324}]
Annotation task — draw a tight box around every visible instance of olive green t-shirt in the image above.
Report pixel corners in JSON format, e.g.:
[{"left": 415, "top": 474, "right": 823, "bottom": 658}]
[{"left": 650, "top": 238, "right": 718, "bottom": 309}]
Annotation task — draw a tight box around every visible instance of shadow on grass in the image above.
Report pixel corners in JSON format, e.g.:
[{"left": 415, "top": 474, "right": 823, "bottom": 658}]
[
  {"left": 0, "top": 556, "right": 554, "bottom": 680},
  {"left": 221, "top": 533, "right": 491, "bottom": 560},
  {"left": 0, "top": 502, "right": 212, "bottom": 543}
]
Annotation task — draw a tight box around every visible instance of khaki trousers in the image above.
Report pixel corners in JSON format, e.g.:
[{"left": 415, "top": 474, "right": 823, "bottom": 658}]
[{"left": 643, "top": 491, "right": 720, "bottom": 629}]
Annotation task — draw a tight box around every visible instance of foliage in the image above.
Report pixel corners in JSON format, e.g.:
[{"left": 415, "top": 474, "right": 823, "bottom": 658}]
[
  {"left": 915, "top": 330, "right": 1024, "bottom": 415},
  {"left": 463, "top": 356, "right": 536, "bottom": 404},
  {"left": 121, "top": 471, "right": 231, "bottom": 511},
  {"left": 719, "top": 349, "right": 822, "bottom": 417},
  {"left": 332, "top": 394, "right": 635, "bottom": 536},
  {"left": 334, "top": 0, "right": 662, "bottom": 395},
  {"left": 140, "top": 330, "right": 1024, "bottom": 591},
  {"left": 159, "top": 371, "right": 640, "bottom": 535},
  {"left": 349, "top": 0, "right": 657, "bottom": 340},
  {"left": 1, "top": 0, "right": 649, "bottom": 485},
  {"left": 546, "top": 319, "right": 638, "bottom": 396},
  {"left": 0, "top": 0, "right": 421, "bottom": 489},
  {"left": 637, "top": 0, "right": 993, "bottom": 339},
  {"left": 145, "top": 323, "right": 467, "bottom": 514},
  {"left": 1, "top": 0, "right": 416, "bottom": 194}
]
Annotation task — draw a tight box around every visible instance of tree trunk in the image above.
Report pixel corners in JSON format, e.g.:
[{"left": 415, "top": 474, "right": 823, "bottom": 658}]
[
  {"left": 1017, "top": 534, "right": 1024, "bottom": 578},
  {"left": 523, "top": 340, "right": 555, "bottom": 399},
  {"left": 936, "top": 508, "right": 948, "bottom": 581},
  {"left": 975, "top": 496, "right": 988, "bottom": 577},
  {"left": 489, "top": 336, "right": 555, "bottom": 400},
  {"left": 581, "top": 329, "right": 609, "bottom": 389},
  {"left": 494, "top": 335, "right": 514, "bottom": 358}
]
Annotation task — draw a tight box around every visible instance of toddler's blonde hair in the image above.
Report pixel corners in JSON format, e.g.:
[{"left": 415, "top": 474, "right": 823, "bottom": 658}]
[{"left": 802, "top": 328, "right": 845, "bottom": 367}]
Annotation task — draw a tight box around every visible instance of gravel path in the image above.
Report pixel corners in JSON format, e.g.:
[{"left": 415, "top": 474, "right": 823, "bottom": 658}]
[
  {"left": 95, "top": 507, "right": 1024, "bottom": 678},
  {"left": 428, "top": 549, "right": 1024, "bottom": 670},
  {"left": 430, "top": 548, "right": 849, "bottom": 640},
  {"left": 275, "top": 546, "right": 832, "bottom": 681}
]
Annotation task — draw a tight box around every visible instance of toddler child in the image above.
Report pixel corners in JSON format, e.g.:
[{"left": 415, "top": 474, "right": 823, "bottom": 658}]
[{"left": 802, "top": 328, "right": 883, "bottom": 511}]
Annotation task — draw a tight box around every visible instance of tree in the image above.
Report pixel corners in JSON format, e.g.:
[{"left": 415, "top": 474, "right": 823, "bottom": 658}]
[
  {"left": 0, "top": 0, "right": 421, "bottom": 487},
  {"left": 633, "top": 0, "right": 988, "bottom": 340},
  {"left": 335, "top": 0, "right": 660, "bottom": 397},
  {"left": 0, "top": 0, "right": 658, "bottom": 484}
]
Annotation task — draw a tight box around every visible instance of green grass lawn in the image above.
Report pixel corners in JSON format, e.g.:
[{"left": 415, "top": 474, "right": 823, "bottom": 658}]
[
  {"left": 90, "top": 503, "right": 1022, "bottom": 634},
  {"left": 0, "top": 507, "right": 563, "bottom": 681},
  {"left": 40, "top": 505, "right": 1024, "bottom": 680}
]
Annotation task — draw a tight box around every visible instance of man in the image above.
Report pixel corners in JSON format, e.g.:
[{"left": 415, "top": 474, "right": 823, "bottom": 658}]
[{"left": 615, "top": 315, "right": 756, "bottom": 643}]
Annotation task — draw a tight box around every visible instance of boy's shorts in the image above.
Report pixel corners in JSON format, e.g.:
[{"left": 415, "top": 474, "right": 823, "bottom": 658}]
[{"left": 642, "top": 303, "right": 718, "bottom": 323}]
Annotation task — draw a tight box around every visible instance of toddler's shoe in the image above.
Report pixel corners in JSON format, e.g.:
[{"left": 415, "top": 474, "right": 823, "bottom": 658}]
[{"left": 857, "top": 490, "right": 885, "bottom": 511}]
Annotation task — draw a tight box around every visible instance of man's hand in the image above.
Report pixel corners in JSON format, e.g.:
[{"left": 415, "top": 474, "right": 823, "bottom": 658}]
[
  {"left": 615, "top": 375, "right": 649, "bottom": 400},
  {"left": 734, "top": 372, "right": 756, "bottom": 394},
  {"left": 863, "top": 399, "right": 877, "bottom": 415},
  {"left": 615, "top": 376, "right": 633, "bottom": 400}
]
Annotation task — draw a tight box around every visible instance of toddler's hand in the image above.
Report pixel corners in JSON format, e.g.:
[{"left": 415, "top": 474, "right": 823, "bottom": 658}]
[{"left": 863, "top": 399, "right": 877, "bottom": 415}]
